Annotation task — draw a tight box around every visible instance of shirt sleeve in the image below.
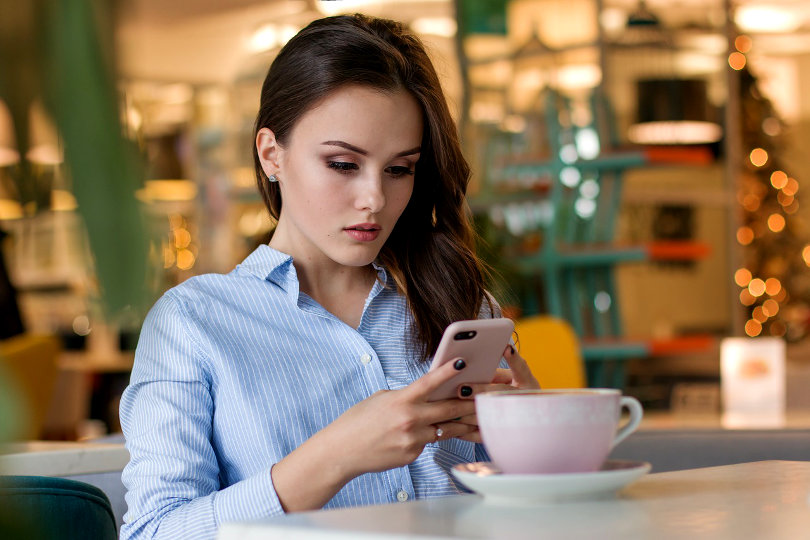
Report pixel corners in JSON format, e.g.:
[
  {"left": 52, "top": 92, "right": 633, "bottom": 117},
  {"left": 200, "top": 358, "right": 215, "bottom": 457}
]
[{"left": 119, "top": 293, "right": 285, "bottom": 540}]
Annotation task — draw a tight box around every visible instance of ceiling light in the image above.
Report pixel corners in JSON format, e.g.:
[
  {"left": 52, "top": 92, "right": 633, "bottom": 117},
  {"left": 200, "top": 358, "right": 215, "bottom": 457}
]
[
  {"left": 0, "top": 198, "right": 23, "bottom": 220},
  {"left": 26, "top": 144, "right": 63, "bottom": 165},
  {"left": 136, "top": 180, "right": 197, "bottom": 203},
  {"left": 735, "top": 6, "right": 802, "bottom": 33},
  {"left": 556, "top": 64, "right": 602, "bottom": 90},
  {"left": 628, "top": 121, "right": 722, "bottom": 145},
  {"left": 316, "top": 0, "right": 381, "bottom": 16},
  {"left": 411, "top": 17, "right": 457, "bottom": 38},
  {"left": 629, "top": 78, "right": 722, "bottom": 145},
  {"left": 0, "top": 147, "right": 19, "bottom": 167},
  {"left": 51, "top": 189, "right": 78, "bottom": 212},
  {"left": 249, "top": 24, "right": 279, "bottom": 53}
]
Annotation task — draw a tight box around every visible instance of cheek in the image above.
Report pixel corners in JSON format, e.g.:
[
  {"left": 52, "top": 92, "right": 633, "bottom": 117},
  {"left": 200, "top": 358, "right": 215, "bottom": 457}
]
[{"left": 390, "top": 180, "right": 415, "bottom": 214}]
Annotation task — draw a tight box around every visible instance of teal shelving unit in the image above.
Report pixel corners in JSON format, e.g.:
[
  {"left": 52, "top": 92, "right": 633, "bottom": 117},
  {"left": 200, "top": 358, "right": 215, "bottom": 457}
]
[{"left": 472, "top": 89, "right": 712, "bottom": 388}]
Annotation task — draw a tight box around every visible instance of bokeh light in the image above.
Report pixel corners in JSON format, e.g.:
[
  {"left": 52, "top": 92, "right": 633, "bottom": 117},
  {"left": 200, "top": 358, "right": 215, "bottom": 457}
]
[
  {"left": 749, "top": 148, "right": 768, "bottom": 167},
  {"left": 734, "top": 268, "right": 752, "bottom": 287},
  {"left": 770, "top": 170, "right": 788, "bottom": 189},
  {"left": 736, "top": 226, "right": 754, "bottom": 245},
  {"left": 765, "top": 277, "right": 782, "bottom": 296},
  {"left": 777, "top": 191, "right": 793, "bottom": 207},
  {"left": 770, "top": 320, "right": 786, "bottom": 337},
  {"left": 744, "top": 319, "right": 762, "bottom": 336},
  {"left": 783, "top": 178, "right": 799, "bottom": 196},
  {"left": 176, "top": 249, "right": 196, "bottom": 270},
  {"left": 735, "top": 35, "right": 752, "bottom": 53},
  {"left": 748, "top": 278, "right": 766, "bottom": 297},
  {"left": 802, "top": 245, "right": 810, "bottom": 266},
  {"left": 739, "top": 288, "right": 756, "bottom": 306},
  {"left": 767, "top": 213, "right": 786, "bottom": 232},
  {"left": 742, "top": 194, "right": 761, "bottom": 211},
  {"left": 762, "top": 299, "right": 780, "bottom": 317},
  {"left": 729, "top": 51, "right": 746, "bottom": 70}
]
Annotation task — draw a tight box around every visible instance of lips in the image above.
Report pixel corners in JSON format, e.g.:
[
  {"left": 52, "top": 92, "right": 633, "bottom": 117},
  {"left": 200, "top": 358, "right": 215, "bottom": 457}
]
[
  {"left": 344, "top": 223, "right": 381, "bottom": 242},
  {"left": 345, "top": 223, "right": 381, "bottom": 232}
]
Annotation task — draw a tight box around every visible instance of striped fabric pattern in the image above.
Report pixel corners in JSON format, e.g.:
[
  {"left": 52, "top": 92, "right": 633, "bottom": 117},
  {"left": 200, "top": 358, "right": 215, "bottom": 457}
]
[{"left": 119, "top": 245, "right": 495, "bottom": 540}]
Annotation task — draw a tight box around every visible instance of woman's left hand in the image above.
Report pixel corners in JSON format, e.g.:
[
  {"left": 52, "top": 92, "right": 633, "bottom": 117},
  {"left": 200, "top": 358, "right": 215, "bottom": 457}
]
[{"left": 450, "top": 344, "right": 541, "bottom": 443}]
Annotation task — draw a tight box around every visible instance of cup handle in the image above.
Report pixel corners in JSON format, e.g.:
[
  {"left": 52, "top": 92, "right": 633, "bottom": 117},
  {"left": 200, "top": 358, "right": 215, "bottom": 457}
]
[{"left": 611, "top": 396, "right": 644, "bottom": 449}]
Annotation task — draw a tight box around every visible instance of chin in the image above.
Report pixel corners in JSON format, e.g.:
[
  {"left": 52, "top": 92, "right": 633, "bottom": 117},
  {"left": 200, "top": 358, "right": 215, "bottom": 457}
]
[{"left": 331, "top": 244, "right": 383, "bottom": 268}]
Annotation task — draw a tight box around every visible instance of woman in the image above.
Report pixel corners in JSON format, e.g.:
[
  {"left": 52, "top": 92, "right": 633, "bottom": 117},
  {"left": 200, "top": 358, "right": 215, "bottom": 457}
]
[{"left": 120, "top": 14, "right": 539, "bottom": 540}]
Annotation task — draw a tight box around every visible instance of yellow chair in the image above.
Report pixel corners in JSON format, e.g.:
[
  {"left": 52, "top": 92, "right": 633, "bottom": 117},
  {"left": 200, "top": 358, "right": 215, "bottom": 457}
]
[
  {"left": 513, "top": 316, "right": 586, "bottom": 388},
  {"left": 0, "top": 334, "right": 61, "bottom": 440}
]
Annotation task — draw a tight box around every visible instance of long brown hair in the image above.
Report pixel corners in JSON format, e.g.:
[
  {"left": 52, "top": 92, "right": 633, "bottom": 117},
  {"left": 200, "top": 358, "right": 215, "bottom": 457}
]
[{"left": 253, "top": 14, "right": 491, "bottom": 361}]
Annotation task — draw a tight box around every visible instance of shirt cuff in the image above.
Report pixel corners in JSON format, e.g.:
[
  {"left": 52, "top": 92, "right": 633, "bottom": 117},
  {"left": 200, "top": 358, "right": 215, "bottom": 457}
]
[{"left": 214, "top": 466, "right": 285, "bottom": 526}]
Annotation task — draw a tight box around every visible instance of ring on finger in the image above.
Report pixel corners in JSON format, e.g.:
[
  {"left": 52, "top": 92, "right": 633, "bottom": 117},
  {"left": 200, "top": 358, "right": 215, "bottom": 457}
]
[{"left": 434, "top": 425, "right": 444, "bottom": 441}]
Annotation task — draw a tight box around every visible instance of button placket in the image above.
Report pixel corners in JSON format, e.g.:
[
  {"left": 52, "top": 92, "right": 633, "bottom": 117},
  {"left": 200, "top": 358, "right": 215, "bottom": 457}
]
[
  {"left": 360, "top": 353, "right": 372, "bottom": 365},
  {"left": 396, "top": 489, "right": 409, "bottom": 502}
]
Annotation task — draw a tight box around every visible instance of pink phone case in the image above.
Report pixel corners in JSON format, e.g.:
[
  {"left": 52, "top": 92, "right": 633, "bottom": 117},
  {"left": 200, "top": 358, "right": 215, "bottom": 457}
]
[{"left": 426, "top": 318, "right": 515, "bottom": 401}]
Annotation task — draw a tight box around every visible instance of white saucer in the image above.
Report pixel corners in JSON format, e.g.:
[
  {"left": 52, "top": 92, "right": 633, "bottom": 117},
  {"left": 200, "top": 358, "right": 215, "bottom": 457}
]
[{"left": 451, "top": 460, "right": 651, "bottom": 505}]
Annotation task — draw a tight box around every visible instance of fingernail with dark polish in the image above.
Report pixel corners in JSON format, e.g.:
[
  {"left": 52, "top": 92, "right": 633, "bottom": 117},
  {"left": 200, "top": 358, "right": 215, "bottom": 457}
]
[
  {"left": 460, "top": 386, "right": 473, "bottom": 397},
  {"left": 508, "top": 345, "right": 515, "bottom": 355},
  {"left": 454, "top": 359, "right": 466, "bottom": 370}
]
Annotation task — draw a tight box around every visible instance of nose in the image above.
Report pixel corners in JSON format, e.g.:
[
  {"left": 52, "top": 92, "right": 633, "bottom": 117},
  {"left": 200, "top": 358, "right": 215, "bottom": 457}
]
[{"left": 355, "top": 173, "right": 386, "bottom": 214}]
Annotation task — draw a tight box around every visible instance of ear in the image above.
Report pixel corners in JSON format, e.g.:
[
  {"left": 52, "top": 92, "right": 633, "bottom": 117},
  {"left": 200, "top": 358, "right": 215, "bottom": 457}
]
[{"left": 256, "top": 127, "right": 282, "bottom": 178}]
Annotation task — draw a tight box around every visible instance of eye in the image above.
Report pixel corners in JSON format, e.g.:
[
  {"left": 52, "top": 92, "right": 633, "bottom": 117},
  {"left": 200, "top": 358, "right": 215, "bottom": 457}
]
[
  {"left": 327, "top": 161, "right": 359, "bottom": 174},
  {"left": 385, "top": 165, "right": 415, "bottom": 178}
]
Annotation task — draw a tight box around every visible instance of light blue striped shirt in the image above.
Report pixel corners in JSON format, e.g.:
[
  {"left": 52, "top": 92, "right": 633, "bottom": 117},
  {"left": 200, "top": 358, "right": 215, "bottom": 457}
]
[{"left": 120, "top": 245, "right": 496, "bottom": 539}]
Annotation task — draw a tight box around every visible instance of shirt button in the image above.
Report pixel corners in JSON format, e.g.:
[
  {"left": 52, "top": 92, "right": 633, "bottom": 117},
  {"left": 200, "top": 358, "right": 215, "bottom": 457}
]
[
  {"left": 360, "top": 353, "right": 372, "bottom": 365},
  {"left": 396, "top": 490, "right": 409, "bottom": 502}
]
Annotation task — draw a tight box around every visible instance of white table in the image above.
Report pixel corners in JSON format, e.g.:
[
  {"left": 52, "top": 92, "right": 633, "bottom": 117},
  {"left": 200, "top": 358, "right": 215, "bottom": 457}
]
[
  {"left": 217, "top": 461, "right": 810, "bottom": 540},
  {"left": 0, "top": 441, "right": 129, "bottom": 530},
  {"left": 0, "top": 440, "right": 128, "bottom": 476}
]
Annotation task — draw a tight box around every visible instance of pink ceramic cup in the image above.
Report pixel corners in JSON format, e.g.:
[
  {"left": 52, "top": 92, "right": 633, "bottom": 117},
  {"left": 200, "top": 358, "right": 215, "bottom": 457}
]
[{"left": 475, "top": 389, "right": 643, "bottom": 474}]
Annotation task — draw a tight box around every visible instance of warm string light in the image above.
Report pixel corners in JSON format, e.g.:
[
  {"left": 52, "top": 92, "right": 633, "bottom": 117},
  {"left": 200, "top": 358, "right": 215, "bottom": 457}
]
[
  {"left": 163, "top": 214, "right": 196, "bottom": 271},
  {"left": 734, "top": 35, "right": 752, "bottom": 54},
  {"left": 735, "top": 266, "right": 786, "bottom": 336},
  {"left": 728, "top": 51, "right": 746, "bottom": 70},
  {"left": 726, "top": 37, "right": 800, "bottom": 338},
  {"left": 749, "top": 148, "right": 768, "bottom": 167}
]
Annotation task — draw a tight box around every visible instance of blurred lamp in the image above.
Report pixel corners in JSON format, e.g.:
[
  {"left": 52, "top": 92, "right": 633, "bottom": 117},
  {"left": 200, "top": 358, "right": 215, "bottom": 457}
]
[
  {"left": 721, "top": 337, "right": 785, "bottom": 428},
  {"left": 628, "top": 78, "right": 722, "bottom": 145},
  {"left": 0, "top": 100, "right": 18, "bottom": 167},
  {"left": 137, "top": 132, "right": 196, "bottom": 203}
]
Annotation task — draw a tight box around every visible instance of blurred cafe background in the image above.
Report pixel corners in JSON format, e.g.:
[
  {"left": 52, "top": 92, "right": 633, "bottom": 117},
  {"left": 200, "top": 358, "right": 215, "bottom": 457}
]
[{"left": 2, "top": 0, "right": 810, "bottom": 444}]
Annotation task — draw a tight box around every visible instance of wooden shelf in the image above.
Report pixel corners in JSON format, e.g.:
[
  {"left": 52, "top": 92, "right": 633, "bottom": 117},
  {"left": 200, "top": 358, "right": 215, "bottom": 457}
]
[{"left": 581, "top": 334, "right": 716, "bottom": 361}]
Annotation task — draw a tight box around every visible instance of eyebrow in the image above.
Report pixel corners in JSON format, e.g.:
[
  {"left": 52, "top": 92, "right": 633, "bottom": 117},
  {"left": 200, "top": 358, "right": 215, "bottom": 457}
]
[{"left": 321, "top": 140, "right": 421, "bottom": 158}]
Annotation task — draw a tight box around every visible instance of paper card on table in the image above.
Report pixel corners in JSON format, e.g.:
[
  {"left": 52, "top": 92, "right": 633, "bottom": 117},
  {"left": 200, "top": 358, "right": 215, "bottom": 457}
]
[{"left": 720, "top": 337, "right": 785, "bottom": 428}]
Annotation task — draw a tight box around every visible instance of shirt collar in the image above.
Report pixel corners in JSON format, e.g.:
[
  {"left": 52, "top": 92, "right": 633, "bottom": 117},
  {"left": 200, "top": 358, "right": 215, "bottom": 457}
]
[
  {"left": 237, "top": 244, "right": 295, "bottom": 288},
  {"left": 237, "top": 244, "right": 389, "bottom": 290}
]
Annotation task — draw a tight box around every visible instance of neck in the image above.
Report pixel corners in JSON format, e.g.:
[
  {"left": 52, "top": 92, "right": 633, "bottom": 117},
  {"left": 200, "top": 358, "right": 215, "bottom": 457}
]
[{"left": 295, "top": 259, "right": 377, "bottom": 303}]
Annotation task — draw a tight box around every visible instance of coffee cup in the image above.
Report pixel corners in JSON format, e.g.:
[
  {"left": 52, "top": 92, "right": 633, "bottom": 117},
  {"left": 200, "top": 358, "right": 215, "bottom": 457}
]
[{"left": 475, "top": 389, "right": 643, "bottom": 474}]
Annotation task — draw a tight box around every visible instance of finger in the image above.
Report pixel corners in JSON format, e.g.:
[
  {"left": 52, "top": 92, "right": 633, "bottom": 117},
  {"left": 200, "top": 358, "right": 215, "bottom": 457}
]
[
  {"left": 420, "top": 398, "right": 477, "bottom": 425},
  {"left": 456, "top": 382, "right": 515, "bottom": 399},
  {"left": 450, "top": 414, "right": 478, "bottom": 426},
  {"left": 503, "top": 345, "right": 541, "bottom": 388},
  {"left": 454, "top": 430, "right": 482, "bottom": 444},
  {"left": 432, "top": 421, "right": 478, "bottom": 442},
  {"left": 407, "top": 356, "right": 468, "bottom": 399},
  {"left": 490, "top": 368, "right": 513, "bottom": 385}
]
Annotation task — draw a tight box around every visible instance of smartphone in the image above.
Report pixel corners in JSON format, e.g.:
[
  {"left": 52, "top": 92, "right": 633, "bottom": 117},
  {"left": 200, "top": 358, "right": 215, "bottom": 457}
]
[{"left": 426, "top": 318, "right": 515, "bottom": 401}]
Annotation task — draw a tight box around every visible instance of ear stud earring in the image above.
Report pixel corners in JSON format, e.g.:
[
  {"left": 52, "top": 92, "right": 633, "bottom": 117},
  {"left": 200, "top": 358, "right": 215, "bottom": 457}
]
[{"left": 268, "top": 174, "right": 279, "bottom": 183}]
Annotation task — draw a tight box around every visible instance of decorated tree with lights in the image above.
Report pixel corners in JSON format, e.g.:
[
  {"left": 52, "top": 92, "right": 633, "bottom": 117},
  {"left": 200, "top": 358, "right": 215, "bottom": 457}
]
[{"left": 734, "top": 64, "right": 810, "bottom": 341}]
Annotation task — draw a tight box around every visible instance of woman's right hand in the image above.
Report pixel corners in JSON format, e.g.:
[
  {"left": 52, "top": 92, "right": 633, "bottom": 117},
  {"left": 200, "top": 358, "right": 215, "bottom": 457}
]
[
  {"left": 271, "top": 359, "right": 475, "bottom": 512},
  {"left": 328, "top": 358, "right": 478, "bottom": 478}
]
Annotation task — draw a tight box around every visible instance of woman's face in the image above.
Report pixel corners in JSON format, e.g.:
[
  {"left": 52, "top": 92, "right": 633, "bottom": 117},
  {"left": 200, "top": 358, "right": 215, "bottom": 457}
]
[{"left": 257, "top": 85, "right": 422, "bottom": 269}]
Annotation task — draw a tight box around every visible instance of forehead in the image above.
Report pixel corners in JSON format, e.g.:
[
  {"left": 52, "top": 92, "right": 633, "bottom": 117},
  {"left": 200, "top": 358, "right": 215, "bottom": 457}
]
[{"left": 288, "top": 85, "right": 424, "bottom": 150}]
